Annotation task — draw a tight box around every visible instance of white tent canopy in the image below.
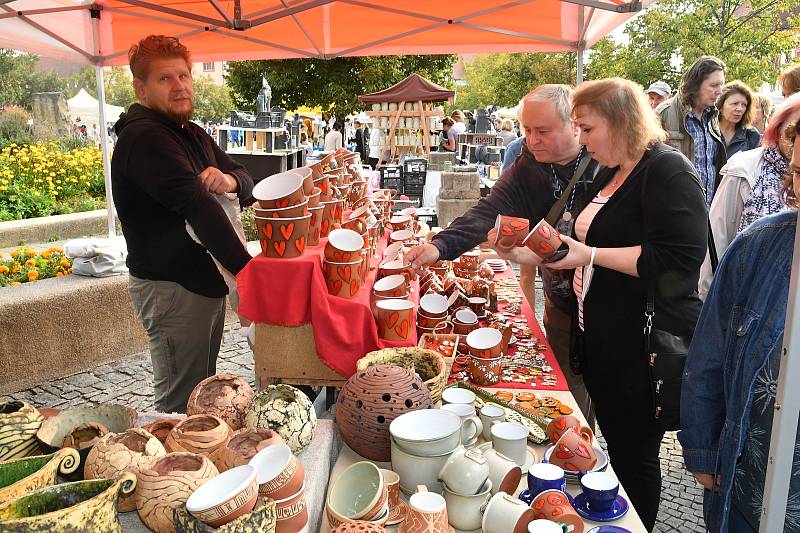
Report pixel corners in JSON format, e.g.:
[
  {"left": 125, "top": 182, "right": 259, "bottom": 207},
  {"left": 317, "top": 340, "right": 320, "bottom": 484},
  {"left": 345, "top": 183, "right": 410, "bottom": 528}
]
[{"left": 66, "top": 88, "right": 124, "bottom": 126}]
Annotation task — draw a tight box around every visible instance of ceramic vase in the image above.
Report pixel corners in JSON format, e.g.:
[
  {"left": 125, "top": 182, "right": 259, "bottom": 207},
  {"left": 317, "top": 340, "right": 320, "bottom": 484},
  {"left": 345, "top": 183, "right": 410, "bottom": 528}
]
[
  {"left": 186, "top": 374, "right": 255, "bottom": 430},
  {"left": 141, "top": 418, "right": 182, "bottom": 445},
  {"left": 165, "top": 415, "right": 230, "bottom": 469},
  {"left": 84, "top": 428, "right": 167, "bottom": 512},
  {"left": 0, "top": 400, "right": 43, "bottom": 460},
  {"left": 174, "top": 498, "right": 277, "bottom": 533},
  {"left": 0, "top": 448, "right": 80, "bottom": 502},
  {"left": 0, "top": 472, "right": 136, "bottom": 533},
  {"left": 218, "top": 428, "right": 285, "bottom": 471},
  {"left": 136, "top": 452, "right": 219, "bottom": 533},
  {"left": 244, "top": 385, "right": 317, "bottom": 454},
  {"left": 336, "top": 365, "right": 432, "bottom": 462},
  {"left": 61, "top": 422, "right": 110, "bottom": 451}
]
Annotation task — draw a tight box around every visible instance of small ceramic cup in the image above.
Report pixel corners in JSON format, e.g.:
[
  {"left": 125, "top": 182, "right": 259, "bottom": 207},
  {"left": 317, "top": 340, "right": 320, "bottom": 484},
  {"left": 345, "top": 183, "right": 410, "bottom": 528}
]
[
  {"left": 522, "top": 219, "right": 564, "bottom": 260},
  {"left": 546, "top": 415, "right": 594, "bottom": 445},
  {"left": 468, "top": 354, "right": 502, "bottom": 386},
  {"left": 494, "top": 214, "right": 530, "bottom": 251},
  {"left": 480, "top": 404, "right": 506, "bottom": 441},
  {"left": 379, "top": 469, "right": 402, "bottom": 514},
  {"left": 442, "top": 479, "right": 492, "bottom": 530},
  {"left": 527, "top": 463, "right": 566, "bottom": 500},
  {"left": 579, "top": 471, "right": 619, "bottom": 513},
  {"left": 375, "top": 299, "right": 415, "bottom": 341},
  {"left": 274, "top": 482, "right": 309, "bottom": 533},
  {"left": 248, "top": 443, "right": 304, "bottom": 500},
  {"left": 441, "top": 387, "right": 476, "bottom": 406},
  {"left": 491, "top": 422, "right": 529, "bottom": 467},
  {"left": 468, "top": 296, "right": 487, "bottom": 317},
  {"left": 528, "top": 519, "right": 565, "bottom": 533},
  {"left": 549, "top": 427, "right": 597, "bottom": 472},
  {"left": 438, "top": 445, "right": 490, "bottom": 496},
  {"left": 482, "top": 492, "right": 536, "bottom": 533},
  {"left": 484, "top": 448, "right": 523, "bottom": 496},
  {"left": 466, "top": 328, "right": 504, "bottom": 359},
  {"left": 530, "top": 489, "right": 583, "bottom": 533},
  {"left": 401, "top": 485, "right": 450, "bottom": 533},
  {"left": 185, "top": 464, "right": 258, "bottom": 528}
]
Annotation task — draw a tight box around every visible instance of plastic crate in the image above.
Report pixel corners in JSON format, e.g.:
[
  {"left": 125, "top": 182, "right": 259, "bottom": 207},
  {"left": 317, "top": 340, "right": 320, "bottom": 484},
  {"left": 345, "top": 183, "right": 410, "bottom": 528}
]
[
  {"left": 404, "top": 172, "right": 426, "bottom": 187},
  {"left": 403, "top": 158, "right": 428, "bottom": 175},
  {"left": 380, "top": 177, "right": 404, "bottom": 195},
  {"left": 380, "top": 165, "right": 403, "bottom": 181},
  {"left": 404, "top": 183, "right": 425, "bottom": 197}
]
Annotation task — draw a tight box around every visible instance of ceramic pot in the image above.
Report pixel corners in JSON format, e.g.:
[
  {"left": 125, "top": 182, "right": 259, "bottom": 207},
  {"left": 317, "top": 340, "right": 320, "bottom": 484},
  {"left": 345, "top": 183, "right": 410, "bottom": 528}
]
[
  {"left": 307, "top": 205, "right": 324, "bottom": 246},
  {"left": 84, "top": 428, "right": 167, "bottom": 512},
  {"left": 141, "top": 418, "right": 182, "bottom": 446},
  {"left": 256, "top": 214, "right": 311, "bottom": 259},
  {"left": 165, "top": 415, "right": 231, "bottom": 469},
  {"left": 136, "top": 452, "right": 219, "bottom": 533},
  {"left": 248, "top": 443, "right": 305, "bottom": 500},
  {"left": 186, "top": 374, "right": 255, "bottom": 431},
  {"left": 468, "top": 355, "right": 502, "bottom": 386},
  {"left": 174, "top": 498, "right": 277, "bottom": 533},
  {"left": 375, "top": 299, "right": 415, "bottom": 341},
  {"left": 323, "top": 258, "right": 364, "bottom": 299},
  {"left": 244, "top": 385, "right": 317, "bottom": 454},
  {"left": 252, "top": 172, "right": 305, "bottom": 209},
  {"left": 186, "top": 464, "right": 258, "bottom": 528},
  {"left": 0, "top": 472, "right": 136, "bottom": 533},
  {"left": 274, "top": 483, "right": 308, "bottom": 533},
  {"left": 336, "top": 365, "right": 432, "bottom": 461},
  {"left": 61, "top": 422, "right": 110, "bottom": 451},
  {"left": 320, "top": 200, "right": 338, "bottom": 238},
  {"left": 328, "top": 462, "right": 387, "bottom": 523},
  {"left": 0, "top": 401, "right": 43, "bottom": 460},
  {"left": 357, "top": 348, "right": 447, "bottom": 405},
  {"left": 218, "top": 428, "right": 284, "bottom": 472},
  {"left": 0, "top": 448, "right": 80, "bottom": 503}
]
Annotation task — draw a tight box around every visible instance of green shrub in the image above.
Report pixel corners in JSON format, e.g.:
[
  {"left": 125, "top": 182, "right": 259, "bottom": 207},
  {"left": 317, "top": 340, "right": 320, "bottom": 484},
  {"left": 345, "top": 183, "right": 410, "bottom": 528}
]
[{"left": 0, "top": 108, "right": 34, "bottom": 147}]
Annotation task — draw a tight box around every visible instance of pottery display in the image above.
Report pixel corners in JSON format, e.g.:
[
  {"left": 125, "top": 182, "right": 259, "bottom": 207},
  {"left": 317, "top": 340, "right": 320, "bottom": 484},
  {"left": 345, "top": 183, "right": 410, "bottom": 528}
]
[
  {"left": 218, "top": 428, "right": 284, "bottom": 472},
  {"left": 83, "top": 428, "right": 167, "bottom": 512},
  {"left": 61, "top": 422, "right": 110, "bottom": 451},
  {"left": 244, "top": 385, "right": 316, "bottom": 454},
  {"left": 142, "top": 418, "right": 182, "bottom": 446},
  {"left": 136, "top": 452, "right": 220, "bottom": 533},
  {"left": 327, "top": 462, "right": 387, "bottom": 523},
  {"left": 165, "top": 415, "right": 231, "bottom": 469},
  {"left": 273, "top": 483, "right": 308, "bottom": 533},
  {"left": 337, "top": 365, "right": 432, "bottom": 461},
  {"left": 186, "top": 374, "right": 255, "bottom": 431},
  {"left": 174, "top": 498, "right": 277, "bottom": 533},
  {"left": 331, "top": 521, "right": 388, "bottom": 532},
  {"left": 249, "top": 443, "right": 305, "bottom": 500},
  {"left": 0, "top": 448, "right": 80, "bottom": 502},
  {"left": 0, "top": 401, "right": 43, "bottom": 460},
  {"left": 530, "top": 489, "right": 584, "bottom": 533},
  {"left": 0, "top": 471, "right": 136, "bottom": 533},
  {"left": 186, "top": 464, "right": 258, "bottom": 528}
]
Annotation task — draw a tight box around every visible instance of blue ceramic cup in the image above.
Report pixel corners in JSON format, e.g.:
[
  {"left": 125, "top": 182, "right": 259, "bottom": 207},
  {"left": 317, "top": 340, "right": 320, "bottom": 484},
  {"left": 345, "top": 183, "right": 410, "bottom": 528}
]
[
  {"left": 579, "top": 471, "right": 619, "bottom": 512},
  {"left": 527, "top": 463, "right": 566, "bottom": 499}
]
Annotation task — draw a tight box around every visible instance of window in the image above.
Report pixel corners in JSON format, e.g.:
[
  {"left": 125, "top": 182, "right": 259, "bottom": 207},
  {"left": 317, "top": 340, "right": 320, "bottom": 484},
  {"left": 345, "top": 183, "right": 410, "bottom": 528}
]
[{"left": 202, "top": 62, "right": 214, "bottom": 72}]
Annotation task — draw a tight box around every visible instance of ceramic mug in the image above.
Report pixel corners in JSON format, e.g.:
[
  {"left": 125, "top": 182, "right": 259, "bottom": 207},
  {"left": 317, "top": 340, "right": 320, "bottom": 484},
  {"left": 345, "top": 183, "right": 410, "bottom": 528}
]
[
  {"left": 579, "top": 471, "right": 619, "bottom": 513},
  {"left": 491, "top": 422, "right": 529, "bottom": 467},
  {"left": 400, "top": 485, "right": 450, "bottom": 533},
  {"left": 494, "top": 215, "right": 530, "bottom": 251},
  {"left": 549, "top": 427, "right": 597, "bottom": 472},
  {"left": 442, "top": 479, "right": 492, "bottom": 530},
  {"left": 482, "top": 492, "right": 536, "bottom": 533},
  {"left": 441, "top": 387, "right": 476, "bottom": 406},
  {"left": 440, "top": 404, "right": 483, "bottom": 446},
  {"left": 460, "top": 251, "right": 480, "bottom": 271},
  {"left": 438, "top": 445, "right": 489, "bottom": 496},
  {"left": 480, "top": 404, "right": 506, "bottom": 441},
  {"left": 307, "top": 205, "right": 324, "bottom": 246},
  {"left": 527, "top": 463, "right": 566, "bottom": 500},
  {"left": 530, "top": 489, "right": 584, "bottom": 533},
  {"left": 468, "top": 354, "right": 502, "bottom": 386},
  {"left": 323, "top": 259, "right": 364, "bottom": 299},
  {"left": 484, "top": 448, "right": 522, "bottom": 496},
  {"left": 466, "top": 328, "right": 504, "bottom": 359},
  {"left": 522, "top": 219, "right": 565, "bottom": 260},
  {"left": 375, "top": 299, "right": 415, "bottom": 341},
  {"left": 379, "top": 469, "right": 402, "bottom": 517},
  {"left": 546, "top": 415, "right": 594, "bottom": 445},
  {"left": 467, "top": 296, "right": 487, "bottom": 317}
]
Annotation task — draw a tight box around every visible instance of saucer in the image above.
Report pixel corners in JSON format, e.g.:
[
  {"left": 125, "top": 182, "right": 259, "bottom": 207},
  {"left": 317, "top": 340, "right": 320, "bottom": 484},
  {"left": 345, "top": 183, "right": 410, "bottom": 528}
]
[
  {"left": 586, "top": 526, "right": 633, "bottom": 533},
  {"left": 519, "top": 489, "right": 574, "bottom": 506},
  {"left": 542, "top": 445, "right": 609, "bottom": 482},
  {"left": 385, "top": 501, "right": 408, "bottom": 526},
  {"left": 574, "top": 493, "right": 629, "bottom": 522}
]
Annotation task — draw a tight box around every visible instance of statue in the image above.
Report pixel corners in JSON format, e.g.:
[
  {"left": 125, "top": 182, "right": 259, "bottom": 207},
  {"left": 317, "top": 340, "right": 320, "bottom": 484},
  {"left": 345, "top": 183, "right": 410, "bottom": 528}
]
[{"left": 256, "top": 76, "right": 272, "bottom": 114}]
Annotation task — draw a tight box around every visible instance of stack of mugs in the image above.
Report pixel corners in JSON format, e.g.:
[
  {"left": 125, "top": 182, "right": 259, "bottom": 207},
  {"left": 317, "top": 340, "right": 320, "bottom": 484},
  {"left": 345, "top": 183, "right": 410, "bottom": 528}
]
[
  {"left": 416, "top": 293, "right": 452, "bottom": 338},
  {"left": 252, "top": 168, "right": 316, "bottom": 259},
  {"left": 323, "top": 229, "right": 366, "bottom": 299},
  {"left": 464, "top": 327, "right": 505, "bottom": 385}
]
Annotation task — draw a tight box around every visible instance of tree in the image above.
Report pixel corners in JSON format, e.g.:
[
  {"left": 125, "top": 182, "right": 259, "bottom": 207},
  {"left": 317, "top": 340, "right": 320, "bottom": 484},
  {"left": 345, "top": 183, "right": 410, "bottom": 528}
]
[
  {"left": 0, "top": 49, "right": 65, "bottom": 109},
  {"left": 102, "top": 67, "right": 137, "bottom": 109},
  {"left": 586, "top": 0, "right": 799, "bottom": 90},
  {"left": 225, "top": 55, "right": 455, "bottom": 117},
  {"left": 454, "top": 53, "right": 576, "bottom": 110},
  {"left": 193, "top": 75, "right": 234, "bottom": 122}
]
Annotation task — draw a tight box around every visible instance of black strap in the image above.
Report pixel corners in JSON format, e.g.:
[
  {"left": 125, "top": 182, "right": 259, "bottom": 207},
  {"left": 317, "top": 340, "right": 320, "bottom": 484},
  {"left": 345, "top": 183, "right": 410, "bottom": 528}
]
[
  {"left": 707, "top": 219, "right": 719, "bottom": 273},
  {"left": 545, "top": 154, "right": 592, "bottom": 226},
  {"left": 645, "top": 285, "right": 655, "bottom": 353}
]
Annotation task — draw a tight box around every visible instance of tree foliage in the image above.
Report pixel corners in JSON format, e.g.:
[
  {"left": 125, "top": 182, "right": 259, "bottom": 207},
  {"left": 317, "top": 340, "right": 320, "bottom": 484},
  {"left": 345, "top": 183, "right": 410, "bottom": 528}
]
[
  {"left": 455, "top": 53, "right": 576, "bottom": 110},
  {"left": 0, "top": 50, "right": 63, "bottom": 110},
  {"left": 225, "top": 55, "right": 456, "bottom": 117},
  {"left": 586, "top": 0, "right": 799, "bottom": 90},
  {"left": 193, "top": 75, "right": 234, "bottom": 122}
]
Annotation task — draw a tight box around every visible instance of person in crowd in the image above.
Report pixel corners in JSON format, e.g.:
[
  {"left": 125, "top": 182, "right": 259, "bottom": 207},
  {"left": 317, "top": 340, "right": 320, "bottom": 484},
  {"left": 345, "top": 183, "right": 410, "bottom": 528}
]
[
  {"left": 656, "top": 56, "right": 727, "bottom": 206},
  {"left": 368, "top": 126, "right": 387, "bottom": 169},
  {"left": 498, "top": 119, "right": 517, "bottom": 146},
  {"left": 441, "top": 110, "right": 466, "bottom": 152},
  {"left": 717, "top": 81, "right": 762, "bottom": 158},
  {"left": 751, "top": 93, "right": 774, "bottom": 134},
  {"left": 699, "top": 92, "right": 800, "bottom": 298},
  {"left": 111, "top": 35, "right": 253, "bottom": 413},
  {"left": 536, "top": 78, "right": 706, "bottom": 531},
  {"left": 439, "top": 117, "right": 455, "bottom": 152},
  {"left": 406, "top": 84, "right": 599, "bottom": 428},
  {"left": 303, "top": 117, "right": 314, "bottom": 145},
  {"left": 780, "top": 63, "right": 800, "bottom": 97},
  {"left": 352, "top": 119, "right": 366, "bottom": 161},
  {"left": 680, "top": 122, "right": 800, "bottom": 533},
  {"left": 502, "top": 135, "right": 525, "bottom": 171},
  {"left": 324, "top": 121, "right": 343, "bottom": 151},
  {"left": 646, "top": 80, "right": 672, "bottom": 109}
]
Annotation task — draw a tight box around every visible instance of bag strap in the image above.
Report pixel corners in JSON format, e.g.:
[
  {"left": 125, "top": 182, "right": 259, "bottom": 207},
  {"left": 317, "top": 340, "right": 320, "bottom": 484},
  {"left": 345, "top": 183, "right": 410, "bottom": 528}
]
[
  {"left": 545, "top": 154, "right": 592, "bottom": 226},
  {"left": 645, "top": 285, "right": 655, "bottom": 358},
  {"left": 707, "top": 218, "right": 719, "bottom": 273}
]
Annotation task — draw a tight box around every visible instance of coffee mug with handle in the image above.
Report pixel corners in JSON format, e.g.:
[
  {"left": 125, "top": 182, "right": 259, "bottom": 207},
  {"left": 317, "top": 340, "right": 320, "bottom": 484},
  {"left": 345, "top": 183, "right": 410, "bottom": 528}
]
[
  {"left": 480, "top": 403, "right": 505, "bottom": 441},
  {"left": 491, "top": 421, "right": 529, "bottom": 467},
  {"left": 400, "top": 485, "right": 451, "bottom": 533},
  {"left": 546, "top": 414, "right": 593, "bottom": 445}
]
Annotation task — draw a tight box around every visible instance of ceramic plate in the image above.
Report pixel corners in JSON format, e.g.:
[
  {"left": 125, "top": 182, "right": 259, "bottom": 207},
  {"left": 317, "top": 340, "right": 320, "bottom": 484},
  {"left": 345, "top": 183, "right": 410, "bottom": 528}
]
[
  {"left": 586, "top": 525, "right": 634, "bottom": 533},
  {"left": 574, "top": 493, "right": 629, "bottom": 522},
  {"left": 385, "top": 500, "right": 408, "bottom": 525}
]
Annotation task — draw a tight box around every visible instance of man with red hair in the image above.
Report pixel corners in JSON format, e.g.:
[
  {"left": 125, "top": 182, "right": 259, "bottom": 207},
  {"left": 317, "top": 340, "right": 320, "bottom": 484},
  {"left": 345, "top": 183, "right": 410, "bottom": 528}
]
[{"left": 111, "top": 35, "right": 253, "bottom": 413}]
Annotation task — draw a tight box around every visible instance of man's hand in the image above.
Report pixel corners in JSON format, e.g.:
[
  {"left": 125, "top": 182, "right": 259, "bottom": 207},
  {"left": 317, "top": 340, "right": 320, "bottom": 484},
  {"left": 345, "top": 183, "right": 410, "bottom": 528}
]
[
  {"left": 199, "top": 167, "right": 238, "bottom": 194},
  {"left": 406, "top": 243, "right": 440, "bottom": 271},
  {"left": 495, "top": 245, "right": 543, "bottom": 267},
  {"left": 692, "top": 473, "right": 721, "bottom": 491}
]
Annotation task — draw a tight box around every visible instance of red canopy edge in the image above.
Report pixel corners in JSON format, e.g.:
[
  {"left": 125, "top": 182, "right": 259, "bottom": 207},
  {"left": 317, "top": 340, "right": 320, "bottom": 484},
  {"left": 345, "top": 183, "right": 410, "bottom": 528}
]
[{"left": 358, "top": 73, "right": 455, "bottom": 103}]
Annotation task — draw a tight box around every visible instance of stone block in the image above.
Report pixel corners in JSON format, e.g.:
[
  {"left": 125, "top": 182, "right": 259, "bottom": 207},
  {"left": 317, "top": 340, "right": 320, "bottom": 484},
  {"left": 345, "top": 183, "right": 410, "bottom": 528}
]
[
  {"left": 436, "top": 197, "right": 480, "bottom": 229},
  {"left": 0, "top": 209, "right": 113, "bottom": 248}
]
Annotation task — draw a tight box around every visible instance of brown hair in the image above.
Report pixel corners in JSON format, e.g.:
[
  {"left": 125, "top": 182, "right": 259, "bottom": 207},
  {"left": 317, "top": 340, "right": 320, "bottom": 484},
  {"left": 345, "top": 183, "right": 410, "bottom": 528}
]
[
  {"left": 780, "top": 64, "right": 800, "bottom": 97},
  {"left": 442, "top": 117, "right": 454, "bottom": 128},
  {"left": 716, "top": 80, "right": 755, "bottom": 128},
  {"left": 680, "top": 56, "right": 726, "bottom": 108},
  {"left": 128, "top": 35, "right": 192, "bottom": 81},
  {"left": 782, "top": 121, "right": 800, "bottom": 207},
  {"left": 572, "top": 78, "right": 666, "bottom": 159}
]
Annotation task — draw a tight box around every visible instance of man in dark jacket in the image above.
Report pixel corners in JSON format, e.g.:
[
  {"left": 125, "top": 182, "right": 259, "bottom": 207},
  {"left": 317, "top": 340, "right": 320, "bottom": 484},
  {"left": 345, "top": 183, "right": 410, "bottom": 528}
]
[
  {"left": 406, "top": 84, "right": 598, "bottom": 424},
  {"left": 111, "top": 35, "right": 254, "bottom": 413}
]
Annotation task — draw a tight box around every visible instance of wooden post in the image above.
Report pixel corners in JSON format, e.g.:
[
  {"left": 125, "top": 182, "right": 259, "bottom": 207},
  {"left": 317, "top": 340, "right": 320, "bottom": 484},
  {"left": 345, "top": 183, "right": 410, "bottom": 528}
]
[
  {"left": 419, "top": 100, "right": 430, "bottom": 157},
  {"left": 387, "top": 101, "right": 405, "bottom": 164}
]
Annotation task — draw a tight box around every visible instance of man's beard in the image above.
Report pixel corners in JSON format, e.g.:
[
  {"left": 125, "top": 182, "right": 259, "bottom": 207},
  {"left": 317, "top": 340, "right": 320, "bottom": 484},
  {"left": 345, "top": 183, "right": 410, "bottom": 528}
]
[{"left": 155, "top": 99, "right": 194, "bottom": 124}]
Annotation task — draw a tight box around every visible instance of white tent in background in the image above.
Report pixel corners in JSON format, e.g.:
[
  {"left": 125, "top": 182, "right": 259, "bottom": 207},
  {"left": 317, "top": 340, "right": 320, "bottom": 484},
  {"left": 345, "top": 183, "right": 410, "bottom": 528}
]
[{"left": 66, "top": 88, "right": 124, "bottom": 127}]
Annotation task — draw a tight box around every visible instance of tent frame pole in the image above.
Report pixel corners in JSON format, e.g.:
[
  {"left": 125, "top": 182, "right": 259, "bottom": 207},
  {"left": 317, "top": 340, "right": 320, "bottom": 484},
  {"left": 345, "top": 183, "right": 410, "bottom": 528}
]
[
  {"left": 576, "top": 7, "right": 585, "bottom": 84},
  {"left": 760, "top": 209, "right": 800, "bottom": 531},
  {"left": 91, "top": 9, "right": 116, "bottom": 237}
]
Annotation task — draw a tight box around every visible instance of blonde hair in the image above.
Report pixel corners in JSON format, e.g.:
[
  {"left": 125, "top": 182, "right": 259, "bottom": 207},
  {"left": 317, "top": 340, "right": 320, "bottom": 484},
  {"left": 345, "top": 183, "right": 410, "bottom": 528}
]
[
  {"left": 572, "top": 78, "right": 666, "bottom": 158},
  {"left": 501, "top": 119, "right": 513, "bottom": 131}
]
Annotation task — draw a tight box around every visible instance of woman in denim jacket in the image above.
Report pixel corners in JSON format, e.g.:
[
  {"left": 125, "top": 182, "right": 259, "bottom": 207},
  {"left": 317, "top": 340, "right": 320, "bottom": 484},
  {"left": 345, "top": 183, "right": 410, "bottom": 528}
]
[{"left": 680, "top": 123, "right": 800, "bottom": 532}]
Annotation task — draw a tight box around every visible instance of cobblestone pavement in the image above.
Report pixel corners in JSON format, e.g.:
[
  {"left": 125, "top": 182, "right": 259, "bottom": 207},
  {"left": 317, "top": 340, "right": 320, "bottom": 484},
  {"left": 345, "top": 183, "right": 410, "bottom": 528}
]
[{"left": 3, "top": 280, "right": 706, "bottom": 532}]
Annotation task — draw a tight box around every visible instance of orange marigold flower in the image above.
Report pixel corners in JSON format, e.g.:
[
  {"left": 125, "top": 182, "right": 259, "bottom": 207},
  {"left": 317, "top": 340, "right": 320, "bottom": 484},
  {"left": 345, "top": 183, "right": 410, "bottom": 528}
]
[
  {"left": 0, "top": 265, "right": 8, "bottom": 274},
  {"left": 25, "top": 259, "right": 36, "bottom": 267},
  {"left": 10, "top": 250, "right": 19, "bottom": 258},
  {"left": 60, "top": 258, "right": 70, "bottom": 268},
  {"left": 55, "top": 271, "right": 64, "bottom": 277},
  {"left": 27, "top": 270, "right": 39, "bottom": 281},
  {"left": 11, "top": 264, "right": 21, "bottom": 274}
]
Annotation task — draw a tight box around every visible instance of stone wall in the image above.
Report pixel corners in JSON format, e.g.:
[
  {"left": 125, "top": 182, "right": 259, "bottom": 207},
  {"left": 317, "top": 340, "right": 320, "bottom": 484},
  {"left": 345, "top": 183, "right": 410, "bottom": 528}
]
[
  {"left": 435, "top": 168, "right": 481, "bottom": 228},
  {"left": 0, "top": 209, "right": 112, "bottom": 248}
]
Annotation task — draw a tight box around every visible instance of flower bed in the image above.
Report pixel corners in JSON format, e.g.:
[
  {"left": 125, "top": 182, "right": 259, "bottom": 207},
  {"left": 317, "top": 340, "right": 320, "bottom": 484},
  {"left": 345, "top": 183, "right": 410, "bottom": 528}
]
[
  {"left": 0, "top": 246, "right": 72, "bottom": 287},
  {"left": 0, "top": 142, "right": 105, "bottom": 221}
]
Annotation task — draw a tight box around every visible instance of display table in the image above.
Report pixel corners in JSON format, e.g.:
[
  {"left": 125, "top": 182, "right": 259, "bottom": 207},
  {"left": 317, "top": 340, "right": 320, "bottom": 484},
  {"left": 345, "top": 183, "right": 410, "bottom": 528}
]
[
  {"left": 321, "top": 390, "right": 647, "bottom": 533},
  {"left": 119, "top": 415, "right": 341, "bottom": 533},
  {"left": 228, "top": 148, "right": 306, "bottom": 181}
]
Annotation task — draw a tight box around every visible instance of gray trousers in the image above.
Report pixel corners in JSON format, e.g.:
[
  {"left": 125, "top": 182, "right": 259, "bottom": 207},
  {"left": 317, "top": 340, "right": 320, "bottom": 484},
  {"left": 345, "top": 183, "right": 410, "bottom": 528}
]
[
  {"left": 128, "top": 276, "right": 226, "bottom": 413},
  {"left": 543, "top": 297, "right": 595, "bottom": 429}
]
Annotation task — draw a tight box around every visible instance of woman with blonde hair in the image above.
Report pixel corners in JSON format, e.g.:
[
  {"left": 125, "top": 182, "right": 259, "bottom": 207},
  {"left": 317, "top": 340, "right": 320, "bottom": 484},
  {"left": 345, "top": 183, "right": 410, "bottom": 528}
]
[{"left": 542, "top": 77, "right": 707, "bottom": 530}]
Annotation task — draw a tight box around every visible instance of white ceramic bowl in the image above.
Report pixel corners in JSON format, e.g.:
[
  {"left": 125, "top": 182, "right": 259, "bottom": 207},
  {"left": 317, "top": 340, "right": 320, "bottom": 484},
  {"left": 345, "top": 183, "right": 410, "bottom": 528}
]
[
  {"left": 375, "top": 298, "right": 414, "bottom": 313},
  {"left": 390, "top": 438, "right": 451, "bottom": 494},
  {"left": 441, "top": 387, "right": 476, "bottom": 406},
  {"left": 390, "top": 409, "right": 464, "bottom": 456},
  {"left": 419, "top": 293, "right": 449, "bottom": 316},
  {"left": 186, "top": 464, "right": 257, "bottom": 526},
  {"left": 327, "top": 228, "right": 364, "bottom": 252},
  {"left": 382, "top": 242, "right": 403, "bottom": 260},
  {"left": 466, "top": 328, "right": 503, "bottom": 350},
  {"left": 389, "top": 229, "right": 414, "bottom": 242},
  {"left": 327, "top": 461, "right": 384, "bottom": 519},
  {"left": 252, "top": 172, "right": 303, "bottom": 203},
  {"left": 373, "top": 274, "right": 406, "bottom": 294},
  {"left": 454, "top": 308, "right": 478, "bottom": 324}
]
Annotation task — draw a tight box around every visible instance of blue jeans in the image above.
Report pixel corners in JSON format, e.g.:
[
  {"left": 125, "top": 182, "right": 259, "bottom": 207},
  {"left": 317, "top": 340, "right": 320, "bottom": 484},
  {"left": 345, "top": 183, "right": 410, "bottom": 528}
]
[{"left": 728, "top": 504, "right": 757, "bottom": 533}]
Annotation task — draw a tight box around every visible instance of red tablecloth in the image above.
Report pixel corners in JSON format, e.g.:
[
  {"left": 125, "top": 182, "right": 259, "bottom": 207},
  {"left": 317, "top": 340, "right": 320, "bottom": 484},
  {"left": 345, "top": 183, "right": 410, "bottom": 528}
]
[{"left": 236, "top": 236, "right": 416, "bottom": 378}]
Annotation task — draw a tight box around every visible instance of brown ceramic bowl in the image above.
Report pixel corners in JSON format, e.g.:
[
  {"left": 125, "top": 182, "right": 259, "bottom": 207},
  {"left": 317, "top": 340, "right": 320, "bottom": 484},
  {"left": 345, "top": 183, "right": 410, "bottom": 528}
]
[
  {"left": 274, "top": 483, "right": 308, "bottom": 533},
  {"left": 256, "top": 214, "right": 311, "bottom": 259},
  {"left": 186, "top": 464, "right": 258, "bottom": 528},
  {"left": 323, "top": 259, "right": 364, "bottom": 299},
  {"left": 325, "top": 229, "right": 365, "bottom": 263},
  {"left": 252, "top": 172, "right": 305, "bottom": 209},
  {"left": 254, "top": 199, "right": 309, "bottom": 219},
  {"left": 249, "top": 443, "right": 305, "bottom": 500}
]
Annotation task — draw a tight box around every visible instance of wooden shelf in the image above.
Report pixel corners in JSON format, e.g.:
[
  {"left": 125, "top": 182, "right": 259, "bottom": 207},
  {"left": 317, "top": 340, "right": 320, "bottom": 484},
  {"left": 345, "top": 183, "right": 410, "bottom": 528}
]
[{"left": 366, "top": 111, "right": 444, "bottom": 117}]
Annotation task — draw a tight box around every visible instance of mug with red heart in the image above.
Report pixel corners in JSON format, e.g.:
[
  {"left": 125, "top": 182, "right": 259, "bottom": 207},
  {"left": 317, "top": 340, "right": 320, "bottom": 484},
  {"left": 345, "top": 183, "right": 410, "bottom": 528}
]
[
  {"left": 324, "top": 228, "right": 364, "bottom": 262},
  {"left": 529, "top": 489, "right": 584, "bottom": 533},
  {"left": 307, "top": 205, "right": 324, "bottom": 246},
  {"left": 255, "top": 214, "right": 311, "bottom": 259},
  {"left": 549, "top": 427, "right": 597, "bottom": 472},
  {"left": 493, "top": 215, "right": 530, "bottom": 252},
  {"left": 322, "top": 258, "right": 364, "bottom": 299},
  {"left": 546, "top": 415, "right": 594, "bottom": 445},
  {"left": 375, "top": 299, "right": 415, "bottom": 341},
  {"left": 522, "top": 220, "right": 568, "bottom": 261}
]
